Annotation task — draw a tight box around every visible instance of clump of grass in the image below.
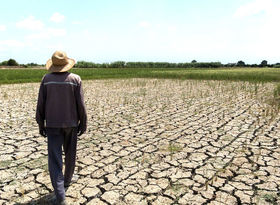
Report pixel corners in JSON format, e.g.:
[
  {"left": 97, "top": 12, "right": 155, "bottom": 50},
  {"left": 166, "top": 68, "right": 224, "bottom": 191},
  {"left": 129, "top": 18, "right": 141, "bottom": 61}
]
[
  {"left": 167, "top": 143, "right": 183, "bottom": 154},
  {"left": 0, "top": 160, "right": 13, "bottom": 168},
  {"left": 137, "top": 88, "right": 147, "bottom": 97},
  {"left": 260, "top": 83, "right": 280, "bottom": 127},
  {"left": 160, "top": 143, "right": 183, "bottom": 157},
  {"left": 170, "top": 183, "right": 187, "bottom": 192},
  {"left": 123, "top": 114, "right": 134, "bottom": 122},
  {"left": 27, "top": 156, "right": 48, "bottom": 170},
  {"left": 3, "top": 92, "right": 8, "bottom": 99},
  {"left": 272, "top": 83, "right": 280, "bottom": 108},
  {"left": 260, "top": 193, "right": 279, "bottom": 205}
]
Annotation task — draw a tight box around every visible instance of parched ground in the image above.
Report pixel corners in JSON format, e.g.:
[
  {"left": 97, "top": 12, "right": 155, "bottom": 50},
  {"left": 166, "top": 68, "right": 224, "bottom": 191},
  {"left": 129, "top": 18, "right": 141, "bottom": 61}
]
[{"left": 0, "top": 79, "right": 279, "bottom": 205}]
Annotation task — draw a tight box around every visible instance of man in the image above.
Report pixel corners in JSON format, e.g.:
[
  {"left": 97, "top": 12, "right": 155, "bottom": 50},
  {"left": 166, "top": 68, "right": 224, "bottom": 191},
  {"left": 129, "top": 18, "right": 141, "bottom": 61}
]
[{"left": 36, "top": 51, "right": 87, "bottom": 205}]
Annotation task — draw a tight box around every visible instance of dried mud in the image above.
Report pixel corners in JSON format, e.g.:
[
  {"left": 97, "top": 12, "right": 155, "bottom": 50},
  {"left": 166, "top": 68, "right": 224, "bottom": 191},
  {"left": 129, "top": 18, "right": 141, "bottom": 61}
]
[{"left": 0, "top": 79, "right": 279, "bottom": 205}]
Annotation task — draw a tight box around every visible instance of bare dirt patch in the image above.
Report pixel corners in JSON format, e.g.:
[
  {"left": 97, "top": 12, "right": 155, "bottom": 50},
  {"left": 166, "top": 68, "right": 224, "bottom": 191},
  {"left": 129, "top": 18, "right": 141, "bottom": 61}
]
[{"left": 0, "top": 79, "right": 279, "bottom": 204}]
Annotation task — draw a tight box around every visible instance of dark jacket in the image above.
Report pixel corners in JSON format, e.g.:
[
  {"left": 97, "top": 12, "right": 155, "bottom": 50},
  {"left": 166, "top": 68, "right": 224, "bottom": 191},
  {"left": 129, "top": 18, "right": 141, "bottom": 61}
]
[{"left": 36, "top": 72, "right": 87, "bottom": 133}]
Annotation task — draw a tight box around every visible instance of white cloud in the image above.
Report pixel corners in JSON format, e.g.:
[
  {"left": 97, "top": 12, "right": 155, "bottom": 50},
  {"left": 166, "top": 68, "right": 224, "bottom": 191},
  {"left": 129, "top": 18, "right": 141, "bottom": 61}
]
[
  {"left": 50, "top": 12, "right": 65, "bottom": 23},
  {"left": 167, "top": 25, "right": 177, "bottom": 33},
  {"left": 0, "top": 40, "right": 25, "bottom": 47},
  {"left": 47, "top": 28, "right": 67, "bottom": 37},
  {"left": 139, "top": 21, "right": 151, "bottom": 28},
  {"left": 0, "top": 25, "right": 6, "bottom": 31},
  {"left": 16, "top": 16, "right": 44, "bottom": 30},
  {"left": 233, "top": 0, "right": 279, "bottom": 19},
  {"left": 72, "top": 20, "right": 82, "bottom": 25},
  {"left": 231, "top": 0, "right": 280, "bottom": 62},
  {"left": 15, "top": 15, "right": 66, "bottom": 40},
  {"left": 46, "top": 43, "right": 65, "bottom": 50},
  {"left": 27, "top": 28, "right": 67, "bottom": 40}
]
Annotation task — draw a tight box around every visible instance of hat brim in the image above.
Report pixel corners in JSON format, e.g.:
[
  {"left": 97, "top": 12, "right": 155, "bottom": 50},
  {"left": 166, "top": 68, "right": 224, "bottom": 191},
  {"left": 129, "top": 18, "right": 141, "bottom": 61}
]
[{"left": 46, "top": 58, "right": 75, "bottom": 72}]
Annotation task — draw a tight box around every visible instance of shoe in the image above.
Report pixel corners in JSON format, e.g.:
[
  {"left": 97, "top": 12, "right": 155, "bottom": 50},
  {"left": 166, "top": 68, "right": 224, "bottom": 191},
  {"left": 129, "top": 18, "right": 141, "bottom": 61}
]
[
  {"left": 64, "top": 174, "right": 79, "bottom": 187},
  {"left": 48, "top": 194, "right": 56, "bottom": 204},
  {"left": 49, "top": 194, "right": 68, "bottom": 205},
  {"left": 54, "top": 199, "right": 68, "bottom": 205},
  {"left": 58, "top": 200, "right": 68, "bottom": 205},
  {"left": 64, "top": 185, "right": 69, "bottom": 193}
]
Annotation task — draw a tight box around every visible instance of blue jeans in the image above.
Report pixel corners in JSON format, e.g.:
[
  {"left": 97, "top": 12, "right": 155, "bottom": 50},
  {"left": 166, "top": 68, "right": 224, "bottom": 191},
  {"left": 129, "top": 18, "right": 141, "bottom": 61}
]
[{"left": 46, "top": 127, "right": 78, "bottom": 201}]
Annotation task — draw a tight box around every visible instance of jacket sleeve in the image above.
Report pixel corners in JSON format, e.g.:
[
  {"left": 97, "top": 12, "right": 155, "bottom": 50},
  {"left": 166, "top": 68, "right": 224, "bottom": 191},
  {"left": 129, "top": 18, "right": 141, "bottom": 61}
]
[
  {"left": 36, "top": 78, "right": 46, "bottom": 126},
  {"left": 76, "top": 80, "right": 87, "bottom": 133}
]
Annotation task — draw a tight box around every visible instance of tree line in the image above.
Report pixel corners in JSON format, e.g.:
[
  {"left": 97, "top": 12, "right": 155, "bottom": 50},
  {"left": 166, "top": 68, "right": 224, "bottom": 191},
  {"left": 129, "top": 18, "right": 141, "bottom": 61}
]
[
  {"left": 1, "top": 58, "right": 280, "bottom": 68},
  {"left": 74, "top": 61, "right": 222, "bottom": 68},
  {"left": 0, "top": 59, "right": 44, "bottom": 67},
  {"left": 68, "top": 60, "right": 280, "bottom": 68}
]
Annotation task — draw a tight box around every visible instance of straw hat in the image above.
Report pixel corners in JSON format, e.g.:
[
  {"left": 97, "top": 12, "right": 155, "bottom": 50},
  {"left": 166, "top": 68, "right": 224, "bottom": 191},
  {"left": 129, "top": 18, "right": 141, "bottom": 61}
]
[{"left": 46, "top": 51, "right": 75, "bottom": 72}]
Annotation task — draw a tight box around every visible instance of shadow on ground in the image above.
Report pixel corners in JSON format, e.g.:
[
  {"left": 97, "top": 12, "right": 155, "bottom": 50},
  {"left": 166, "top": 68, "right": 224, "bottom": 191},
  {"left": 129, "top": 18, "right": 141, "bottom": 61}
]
[{"left": 14, "top": 193, "right": 54, "bottom": 205}]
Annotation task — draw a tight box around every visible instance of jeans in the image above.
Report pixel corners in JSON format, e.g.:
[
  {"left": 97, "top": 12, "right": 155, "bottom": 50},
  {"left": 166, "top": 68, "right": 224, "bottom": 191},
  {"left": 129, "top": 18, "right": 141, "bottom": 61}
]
[{"left": 46, "top": 127, "right": 78, "bottom": 201}]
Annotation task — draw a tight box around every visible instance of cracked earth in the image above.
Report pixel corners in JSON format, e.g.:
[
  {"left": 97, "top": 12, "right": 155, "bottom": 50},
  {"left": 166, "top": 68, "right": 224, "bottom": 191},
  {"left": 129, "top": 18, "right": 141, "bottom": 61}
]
[{"left": 0, "top": 79, "right": 280, "bottom": 205}]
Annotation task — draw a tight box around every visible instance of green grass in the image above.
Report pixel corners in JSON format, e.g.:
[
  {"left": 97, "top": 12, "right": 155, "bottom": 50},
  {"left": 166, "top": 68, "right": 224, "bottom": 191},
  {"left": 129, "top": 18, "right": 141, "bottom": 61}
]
[
  {"left": 1, "top": 67, "right": 280, "bottom": 84},
  {"left": 0, "top": 159, "right": 13, "bottom": 169},
  {"left": 167, "top": 143, "right": 183, "bottom": 154},
  {"left": 260, "top": 193, "right": 279, "bottom": 205}
]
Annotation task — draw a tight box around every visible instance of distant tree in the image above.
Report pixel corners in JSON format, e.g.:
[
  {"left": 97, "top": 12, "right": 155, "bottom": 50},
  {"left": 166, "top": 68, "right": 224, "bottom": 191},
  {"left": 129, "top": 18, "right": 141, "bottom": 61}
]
[
  {"left": 267, "top": 64, "right": 273, "bottom": 68},
  {"left": 260, "top": 60, "right": 268, "bottom": 67},
  {"left": 250, "top": 64, "right": 258, "bottom": 67},
  {"left": 193, "top": 62, "right": 222, "bottom": 68},
  {"left": 274, "top": 63, "right": 280, "bottom": 68},
  {"left": 0, "top": 61, "right": 8, "bottom": 66},
  {"left": 236, "top": 60, "right": 245, "bottom": 67},
  {"left": 7, "top": 59, "right": 19, "bottom": 66},
  {"left": 73, "top": 60, "right": 223, "bottom": 69},
  {"left": 191, "top": 60, "right": 197, "bottom": 63},
  {"left": 109, "top": 61, "right": 126, "bottom": 68},
  {"left": 75, "top": 61, "right": 98, "bottom": 68},
  {"left": 27, "top": 62, "right": 40, "bottom": 67}
]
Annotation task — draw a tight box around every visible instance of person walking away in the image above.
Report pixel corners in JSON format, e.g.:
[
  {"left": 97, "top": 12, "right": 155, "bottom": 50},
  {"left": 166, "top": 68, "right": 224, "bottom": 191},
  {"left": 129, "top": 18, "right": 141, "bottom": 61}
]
[{"left": 36, "top": 51, "right": 87, "bottom": 205}]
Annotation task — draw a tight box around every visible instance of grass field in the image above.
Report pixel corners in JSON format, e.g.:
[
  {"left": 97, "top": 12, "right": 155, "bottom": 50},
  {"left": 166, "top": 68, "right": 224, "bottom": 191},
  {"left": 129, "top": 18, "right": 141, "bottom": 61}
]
[{"left": 1, "top": 67, "right": 280, "bottom": 84}]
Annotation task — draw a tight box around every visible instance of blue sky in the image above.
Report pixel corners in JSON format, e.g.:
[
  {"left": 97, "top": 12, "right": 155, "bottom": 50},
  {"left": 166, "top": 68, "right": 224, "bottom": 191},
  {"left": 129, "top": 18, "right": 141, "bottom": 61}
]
[{"left": 0, "top": 0, "right": 279, "bottom": 64}]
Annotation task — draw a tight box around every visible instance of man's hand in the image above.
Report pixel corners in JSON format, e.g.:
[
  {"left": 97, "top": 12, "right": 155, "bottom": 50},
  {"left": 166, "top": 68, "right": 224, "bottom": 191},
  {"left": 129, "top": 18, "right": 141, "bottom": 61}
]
[
  {"left": 77, "top": 124, "right": 85, "bottom": 136},
  {"left": 77, "top": 130, "right": 83, "bottom": 136},
  {"left": 39, "top": 124, "right": 47, "bottom": 137}
]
